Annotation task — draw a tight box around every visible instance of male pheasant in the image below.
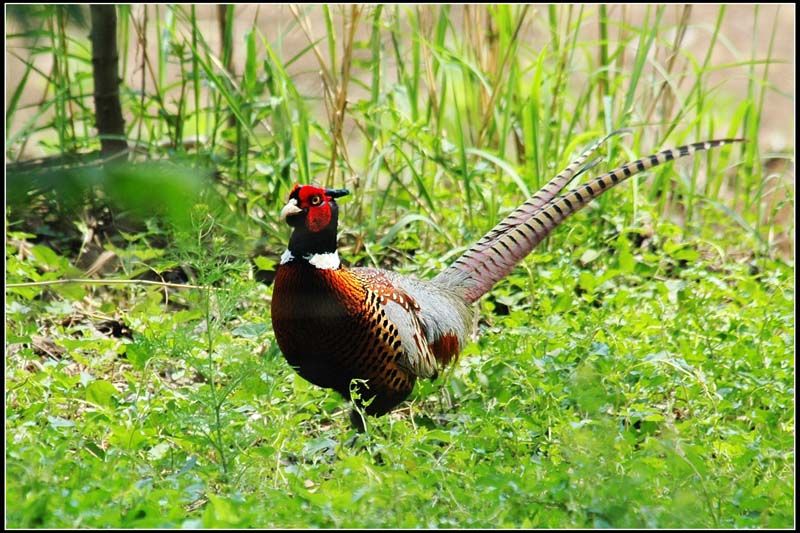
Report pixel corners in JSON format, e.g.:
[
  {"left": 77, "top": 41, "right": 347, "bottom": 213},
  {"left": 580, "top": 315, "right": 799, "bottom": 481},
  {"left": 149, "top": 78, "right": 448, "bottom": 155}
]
[{"left": 270, "top": 135, "right": 741, "bottom": 428}]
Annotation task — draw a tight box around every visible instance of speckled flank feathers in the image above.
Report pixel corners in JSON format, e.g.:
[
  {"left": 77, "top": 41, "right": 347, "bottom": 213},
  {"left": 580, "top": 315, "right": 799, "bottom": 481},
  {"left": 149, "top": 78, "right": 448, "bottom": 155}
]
[{"left": 272, "top": 263, "right": 420, "bottom": 415}]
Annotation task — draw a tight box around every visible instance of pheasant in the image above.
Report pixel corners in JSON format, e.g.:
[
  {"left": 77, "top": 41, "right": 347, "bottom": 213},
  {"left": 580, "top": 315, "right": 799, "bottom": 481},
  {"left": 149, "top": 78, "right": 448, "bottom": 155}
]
[{"left": 270, "top": 135, "right": 742, "bottom": 429}]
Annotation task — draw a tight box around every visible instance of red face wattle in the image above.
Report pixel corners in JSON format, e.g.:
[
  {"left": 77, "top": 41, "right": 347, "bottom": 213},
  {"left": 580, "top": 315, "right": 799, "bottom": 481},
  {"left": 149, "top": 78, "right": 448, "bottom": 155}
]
[
  {"left": 280, "top": 184, "right": 350, "bottom": 233},
  {"left": 295, "top": 185, "right": 331, "bottom": 233}
]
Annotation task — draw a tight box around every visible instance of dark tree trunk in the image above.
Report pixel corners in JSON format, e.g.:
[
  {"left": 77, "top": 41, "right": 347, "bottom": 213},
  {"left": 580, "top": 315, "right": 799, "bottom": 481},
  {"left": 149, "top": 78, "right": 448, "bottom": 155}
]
[
  {"left": 89, "top": 5, "right": 127, "bottom": 156},
  {"left": 218, "top": 5, "right": 237, "bottom": 130}
]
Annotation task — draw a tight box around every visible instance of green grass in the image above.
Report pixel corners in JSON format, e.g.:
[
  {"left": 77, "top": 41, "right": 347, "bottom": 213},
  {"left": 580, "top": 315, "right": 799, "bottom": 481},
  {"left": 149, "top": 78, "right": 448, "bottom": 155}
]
[
  {"left": 5, "top": 217, "right": 794, "bottom": 527},
  {"left": 5, "top": 4, "right": 795, "bottom": 529}
]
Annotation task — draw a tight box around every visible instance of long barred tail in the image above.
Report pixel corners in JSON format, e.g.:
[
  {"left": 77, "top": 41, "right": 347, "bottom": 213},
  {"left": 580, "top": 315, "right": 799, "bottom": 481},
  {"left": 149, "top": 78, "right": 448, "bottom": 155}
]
[
  {"left": 464, "top": 130, "right": 628, "bottom": 255},
  {"left": 436, "top": 138, "right": 744, "bottom": 303}
]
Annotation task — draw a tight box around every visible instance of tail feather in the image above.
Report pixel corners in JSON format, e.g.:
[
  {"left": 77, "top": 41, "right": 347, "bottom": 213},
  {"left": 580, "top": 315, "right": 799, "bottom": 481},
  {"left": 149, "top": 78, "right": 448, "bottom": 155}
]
[
  {"left": 436, "top": 138, "right": 744, "bottom": 303},
  {"left": 466, "top": 130, "right": 628, "bottom": 255}
]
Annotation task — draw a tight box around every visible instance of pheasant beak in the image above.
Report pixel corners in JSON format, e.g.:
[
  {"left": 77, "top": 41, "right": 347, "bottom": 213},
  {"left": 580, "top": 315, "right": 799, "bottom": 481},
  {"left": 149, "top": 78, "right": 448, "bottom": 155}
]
[{"left": 279, "top": 198, "right": 303, "bottom": 221}]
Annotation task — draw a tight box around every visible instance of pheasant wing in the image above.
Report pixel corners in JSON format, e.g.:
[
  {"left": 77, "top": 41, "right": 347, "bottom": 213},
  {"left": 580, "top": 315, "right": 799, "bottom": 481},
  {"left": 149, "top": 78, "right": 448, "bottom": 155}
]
[{"left": 352, "top": 268, "right": 439, "bottom": 379}]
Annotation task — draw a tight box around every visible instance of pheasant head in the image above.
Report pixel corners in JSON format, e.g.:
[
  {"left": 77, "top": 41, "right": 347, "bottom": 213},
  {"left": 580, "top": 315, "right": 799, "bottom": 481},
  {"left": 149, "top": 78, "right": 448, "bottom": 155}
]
[{"left": 279, "top": 184, "right": 349, "bottom": 267}]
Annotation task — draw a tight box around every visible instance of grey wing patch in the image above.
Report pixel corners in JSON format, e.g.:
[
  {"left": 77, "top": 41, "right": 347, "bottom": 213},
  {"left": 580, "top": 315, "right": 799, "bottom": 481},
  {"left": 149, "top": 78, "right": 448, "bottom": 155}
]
[
  {"left": 352, "top": 267, "right": 470, "bottom": 376},
  {"left": 381, "top": 297, "right": 438, "bottom": 379},
  {"left": 387, "top": 273, "right": 472, "bottom": 351}
]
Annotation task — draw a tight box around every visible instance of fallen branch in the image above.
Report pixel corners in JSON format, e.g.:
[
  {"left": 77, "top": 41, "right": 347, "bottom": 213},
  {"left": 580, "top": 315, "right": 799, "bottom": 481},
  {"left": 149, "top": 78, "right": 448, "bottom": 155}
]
[{"left": 6, "top": 279, "right": 219, "bottom": 291}]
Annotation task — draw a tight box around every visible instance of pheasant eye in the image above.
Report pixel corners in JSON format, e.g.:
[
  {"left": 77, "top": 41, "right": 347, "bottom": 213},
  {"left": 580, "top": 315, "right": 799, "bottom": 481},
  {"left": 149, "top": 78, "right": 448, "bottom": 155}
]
[{"left": 310, "top": 195, "right": 322, "bottom": 206}]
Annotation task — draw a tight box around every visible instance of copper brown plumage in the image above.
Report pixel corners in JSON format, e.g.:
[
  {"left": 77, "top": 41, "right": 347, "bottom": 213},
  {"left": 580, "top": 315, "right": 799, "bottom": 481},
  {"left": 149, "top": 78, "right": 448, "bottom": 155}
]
[
  {"left": 270, "top": 135, "right": 743, "bottom": 428},
  {"left": 272, "top": 264, "right": 418, "bottom": 418}
]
